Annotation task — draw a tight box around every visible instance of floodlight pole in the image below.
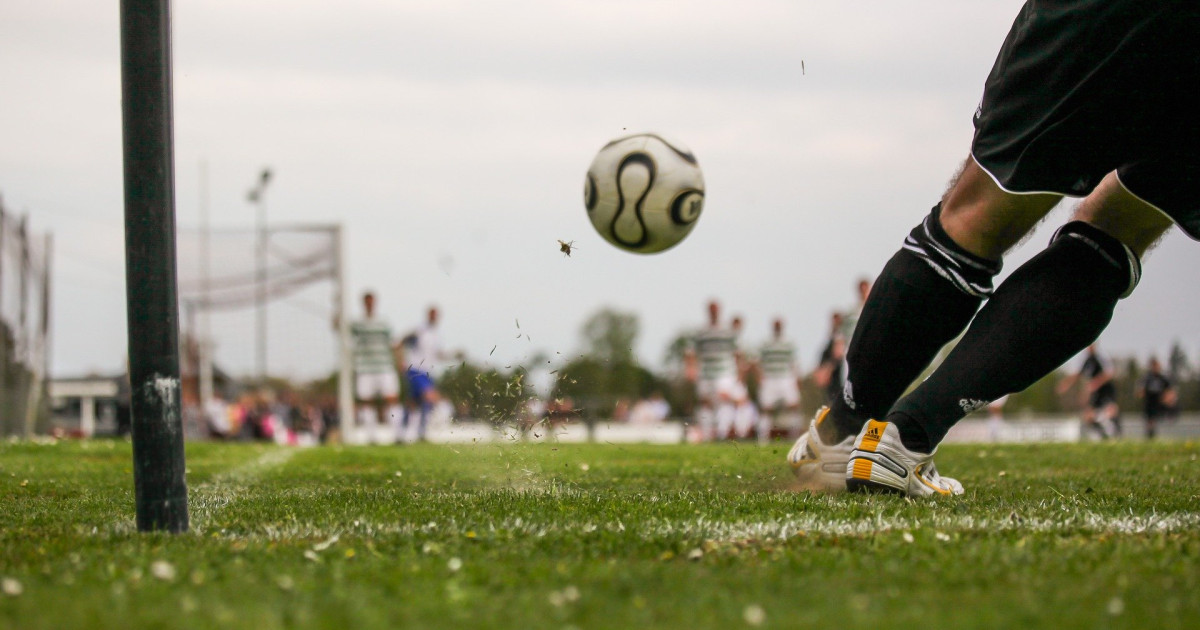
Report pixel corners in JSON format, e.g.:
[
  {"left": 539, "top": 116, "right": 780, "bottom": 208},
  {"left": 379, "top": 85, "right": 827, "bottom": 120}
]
[
  {"left": 198, "top": 161, "right": 213, "bottom": 410},
  {"left": 249, "top": 169, "right": 272, "bottom": 383},
  {"left": 120, "top": 0, "right": 189, "bottom": 533},
  {"left": 334, "top": 225, "right": 354, "bottom": 441}
]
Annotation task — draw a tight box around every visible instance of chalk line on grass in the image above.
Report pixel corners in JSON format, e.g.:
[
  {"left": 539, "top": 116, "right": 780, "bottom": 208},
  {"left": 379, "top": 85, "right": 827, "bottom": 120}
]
[
  {"left": 203, "top": 505, "right": 1200, "bottom": 543},
  {"left": 188, "top": 448, "right": 298, "bottom": 532}
]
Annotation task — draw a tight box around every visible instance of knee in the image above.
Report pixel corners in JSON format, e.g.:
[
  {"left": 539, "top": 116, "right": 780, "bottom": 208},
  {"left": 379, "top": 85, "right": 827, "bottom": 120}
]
[
  {"left": 940, "top": 157, "right": 1060, "bottom": 259},
  {"left": 902, "top": 203, "right": 1003, "bottom": 298},
  {"left": 1050, "top": 221, "right": 1141, "bottom": 298},
  {"left": 1071, "top": 173, "right": 1175, "bottom": 257}
]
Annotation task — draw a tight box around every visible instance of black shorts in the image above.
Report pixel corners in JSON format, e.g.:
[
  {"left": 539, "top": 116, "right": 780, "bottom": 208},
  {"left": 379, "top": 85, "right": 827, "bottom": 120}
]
[
  {"left": 1089, "top": 384, "right": 1118, "bottom": 410},
  {"left": 971, "top": 0, "right": 1200, "bottom": 239}
]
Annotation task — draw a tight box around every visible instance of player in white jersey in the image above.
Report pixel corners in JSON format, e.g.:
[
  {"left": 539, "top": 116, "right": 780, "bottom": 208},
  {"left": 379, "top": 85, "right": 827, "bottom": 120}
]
[
  {"left": 757, "top": 318, "right": 802, "bottom": 440},
  {"left": 684, "top": 300, "right": 738, "bottom": 442},
  {"left": 349, "top": 291, "right": 401, "bottom": 444},
  {"left": 400, "top": 305, "right": 444, "bottom": 442},
  {"left": 728, "top": 315, "right": 761, "bottom": 441},
  {"left": 839, "top": 277, "right": 873, "bottom": 345}
]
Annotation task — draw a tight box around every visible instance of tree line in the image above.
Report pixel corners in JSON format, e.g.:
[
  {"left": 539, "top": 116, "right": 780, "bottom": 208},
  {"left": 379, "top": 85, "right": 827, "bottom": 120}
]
[{"left": 383, "top": 307, "right": 1200, "bottom": 424}]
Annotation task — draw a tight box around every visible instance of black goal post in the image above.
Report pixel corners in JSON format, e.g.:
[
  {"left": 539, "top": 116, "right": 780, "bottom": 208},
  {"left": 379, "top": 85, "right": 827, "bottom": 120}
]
[{"left": 120, "top": 0, "right": 189, "bottom": 533}]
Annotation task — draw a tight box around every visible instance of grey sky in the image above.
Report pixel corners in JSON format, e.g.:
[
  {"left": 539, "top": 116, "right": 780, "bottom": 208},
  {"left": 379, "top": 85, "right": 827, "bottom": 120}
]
[{"left": 2, "top": 0, "right": 1198, "bottom": 382}]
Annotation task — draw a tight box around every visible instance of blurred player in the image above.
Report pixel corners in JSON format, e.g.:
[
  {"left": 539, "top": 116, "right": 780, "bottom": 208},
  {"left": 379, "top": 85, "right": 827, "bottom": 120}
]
[
  {"left": 792, "top": 1, "right": 1198, "bottom": 496},
  {"left": 1135, "top": 356, "right": 1176, "bottom": 439},
  {"left": 684, "top": 300, "right": 738, "bottom": 442},
  {"left": 986, "top": 395, "right": 1009, "bottom": 442},
  {"left": 839, "top": 277, "right": 873, "bottom": 343},
  {"left": 812, "top": 311, "right": 847, "bottom": 407},
  {"left": 1057, "top": 344, "right": 1120, "bottom": 440},
  {"left": 400, "top": 305, "right": 444, "bottom": 443},
  {"left": 728, "top": 315, "right": 760, "bottom": 441},
  {"left": 350, "top": 291, "right": 401, "bottom": 444},
  {"left": 757, "top": 318, "right": 802, "bottom": 441}
]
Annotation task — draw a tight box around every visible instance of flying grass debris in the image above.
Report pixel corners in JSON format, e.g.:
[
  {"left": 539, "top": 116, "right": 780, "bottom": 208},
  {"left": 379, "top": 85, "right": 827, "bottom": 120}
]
[
  {"left": 743, "top": 604, "right": 766, "bottom": 626},
  {"left": 313, "top": 535, "right": 339, "bottom": 551},
  {"left": 150, "top": 560, "right": 176, "bottom": 582},
  {"left": 2, "top": 578, "right": 22, "bottom": 597},
  {"left": 558, "top": 240, "right": 577, "bottom": 257}
]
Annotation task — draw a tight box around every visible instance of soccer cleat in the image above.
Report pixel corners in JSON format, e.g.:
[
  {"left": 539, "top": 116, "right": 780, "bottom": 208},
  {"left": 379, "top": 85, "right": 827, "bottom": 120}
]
[
  {"left": 787, "top": 407, "right": 855, "bottom": 492},
  {"left": 845, "top": 419, "right": 964, "bottom": 497}
]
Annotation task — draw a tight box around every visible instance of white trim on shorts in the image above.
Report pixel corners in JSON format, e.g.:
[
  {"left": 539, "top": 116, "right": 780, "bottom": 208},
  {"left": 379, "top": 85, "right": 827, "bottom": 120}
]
[
  {"left": 355, "top": 371, "right": 400, "bottom": 401},
  {"left": 758, "top": 377, "right": 801, "bottom": 409},
  {"left": 972, "top": 154, "right": 1181, "bottom": 239},
  {"left": 1112, "top": 170, "right": 1179, "bottom": 227},
  {"left": 968, "top": 152, "right": 1075, "bottom": 198},
  {"left": 697, "top": 375, "right": 738, "bottom": 402}
]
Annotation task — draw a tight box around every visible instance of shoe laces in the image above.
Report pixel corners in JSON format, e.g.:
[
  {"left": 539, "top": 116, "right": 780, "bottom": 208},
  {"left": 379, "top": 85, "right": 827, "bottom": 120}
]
[{"left": 919, "top": 460, "right": 954, "bottom": 490}]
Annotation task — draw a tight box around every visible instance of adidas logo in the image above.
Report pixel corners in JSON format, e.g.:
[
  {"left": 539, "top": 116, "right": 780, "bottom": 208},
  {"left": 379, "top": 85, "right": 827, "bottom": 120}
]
[
  {"left": 866, "top": 427, "right": 881, "bottom": 439},
  {"left": 958, "top": 398, "right": 989, "bottom": 413}
]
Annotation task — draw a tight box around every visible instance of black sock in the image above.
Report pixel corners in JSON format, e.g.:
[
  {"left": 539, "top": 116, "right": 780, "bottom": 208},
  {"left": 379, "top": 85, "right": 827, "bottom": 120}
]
[
  {"left": 823, "top": 204, "right": 998, "bottom": 443},
  {"left": 889, "top": 221, "right": 1141, "bottom": 451}
]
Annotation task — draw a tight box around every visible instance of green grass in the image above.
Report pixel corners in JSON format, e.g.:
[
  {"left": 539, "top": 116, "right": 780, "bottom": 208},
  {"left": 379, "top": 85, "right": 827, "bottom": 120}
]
[{"left": 2, "top": 438, "right": 1198, "bottom": 629}]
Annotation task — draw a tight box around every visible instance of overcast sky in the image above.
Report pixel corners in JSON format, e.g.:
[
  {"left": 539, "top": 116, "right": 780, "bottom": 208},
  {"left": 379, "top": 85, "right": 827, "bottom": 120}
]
[{"left": 2, "top": 0, "right": 1198, "bottom": 383}]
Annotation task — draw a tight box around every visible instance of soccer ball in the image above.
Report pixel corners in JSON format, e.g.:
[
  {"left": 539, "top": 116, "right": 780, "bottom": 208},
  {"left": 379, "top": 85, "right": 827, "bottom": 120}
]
[{"left": 583, "top": 133, "right": 705, "bottom": 254}]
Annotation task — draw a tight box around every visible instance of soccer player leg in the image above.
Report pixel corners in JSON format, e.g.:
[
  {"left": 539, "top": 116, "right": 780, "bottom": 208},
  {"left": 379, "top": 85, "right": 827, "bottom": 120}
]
[
  {"left": 825, "top": 161, "right": 1051, "bottom": 444},
  {"left": 694, "top": 380, "right": 716, "bottom": 442},
  {"left": 871, "top": 188, "right": 1165, "bottom": 496},
  {"left": 353, "top": 373, "right": 382, "bottom": 444},
  {"left": 406, "top": 368, "right": 435, "bottom": 442},
  {"left": 714, "top": 377, "right": 738, "bottom": 441},
  {"left": 379, "top": 371, "right": 402, "bottom": 443},
  {"left": 734, "top": 401, "right": 758, "bottom": 440},
  {"left": 715, "top": 403, "right": 736, "bottom": 442},
  {"left": 731, "top": 381, "right": 755, "bottom": 439},
  {"left": 760, "top": 378, "right": 800, "bottom": 441}
]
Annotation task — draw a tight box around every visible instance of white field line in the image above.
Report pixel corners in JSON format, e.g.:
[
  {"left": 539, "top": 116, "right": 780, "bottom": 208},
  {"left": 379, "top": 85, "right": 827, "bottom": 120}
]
[
  {"left": 101, "top": 448, "right": 298, "bottom": 536},
  {"left": 188, "top": 448, "right": 297, "bottom": 530},
  {"left": 207, "top": 508, "right": 1200, "bottom": 543}
]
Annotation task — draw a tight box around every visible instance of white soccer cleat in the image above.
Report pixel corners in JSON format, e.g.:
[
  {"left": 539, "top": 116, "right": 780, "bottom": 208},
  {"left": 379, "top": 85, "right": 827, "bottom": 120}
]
[
  {"left": 846, "top": 419, "right": 964, "bottom": 497},
  {"left": 787, "top": 407, "right": 855, "bottom": 492}
]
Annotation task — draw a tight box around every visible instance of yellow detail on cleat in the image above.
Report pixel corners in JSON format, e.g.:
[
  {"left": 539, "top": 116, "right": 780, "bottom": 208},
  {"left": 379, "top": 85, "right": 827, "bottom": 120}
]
[
  {"left": 860, "top": 420, "right": 887, "bottom": 453},
  {"left": 851, "top": 458, "right": 873, "bottom": 479},
  {"left": 789, "top": 457, "right": 817, "bottom": 469},
  {"left": 813, "top": 406, "right": 830, "bottom": 427},
  {"left": 914, "top": 463, "right": 953, "bottom": 495}
]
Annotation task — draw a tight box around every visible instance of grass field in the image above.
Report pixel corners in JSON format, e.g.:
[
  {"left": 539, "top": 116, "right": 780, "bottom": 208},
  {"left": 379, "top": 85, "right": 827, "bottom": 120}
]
[{"left": 2, "top": 437, "right": 1198, "bottom": 629}]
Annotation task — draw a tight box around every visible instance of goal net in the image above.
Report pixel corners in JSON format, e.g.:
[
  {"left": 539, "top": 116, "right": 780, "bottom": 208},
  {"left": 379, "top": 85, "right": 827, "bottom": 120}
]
[
  {"left": 174, "top": 223, "right": 352, "bottom": 435},
  {"left": 0, "top": 204, "right": 52, "bottom": 437}
]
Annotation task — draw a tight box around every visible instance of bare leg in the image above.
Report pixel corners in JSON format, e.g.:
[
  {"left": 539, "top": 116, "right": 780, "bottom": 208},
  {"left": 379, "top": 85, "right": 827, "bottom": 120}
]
[
  {"left": 825, "top": 156, "right": 1059, "bottom": 440},
  {"left": 940, "top": 158, "right": 1061, "bottom": 259},
  {"left": 1075, "top": 172, "right": 1175, "bottom": 257},
  {"left": 888, "top": 169, "right": 1174, "bottom": 450}
]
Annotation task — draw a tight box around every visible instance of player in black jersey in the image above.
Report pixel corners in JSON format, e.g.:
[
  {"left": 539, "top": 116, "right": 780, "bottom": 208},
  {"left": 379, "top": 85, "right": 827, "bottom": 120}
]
[
  {"left": 1136, "top": 357, "right": 1177, "bottom": 440},
  {"left": 1057, "top": 344, "right": 1120, "bottom": 440},
  {"left": 790, "top": 0, "right": 1200, "bottom": 496},
  {"left": 812, "top": 311, "right": 846, "bottom": 407}
]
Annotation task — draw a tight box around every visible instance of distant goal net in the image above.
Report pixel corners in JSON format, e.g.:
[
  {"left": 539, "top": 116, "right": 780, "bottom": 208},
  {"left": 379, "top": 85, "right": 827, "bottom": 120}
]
[
  {"left": 0, "top": 203, "right": 52, "bottom": 437},
  {"left": 174, "top": 223, "right": 351, "bottom": 436}
]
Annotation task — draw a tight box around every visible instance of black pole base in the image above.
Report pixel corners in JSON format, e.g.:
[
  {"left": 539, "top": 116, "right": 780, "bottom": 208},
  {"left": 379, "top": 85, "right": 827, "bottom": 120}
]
[{"left": 121, "top": 0, "right": 190, "bottom": 534}]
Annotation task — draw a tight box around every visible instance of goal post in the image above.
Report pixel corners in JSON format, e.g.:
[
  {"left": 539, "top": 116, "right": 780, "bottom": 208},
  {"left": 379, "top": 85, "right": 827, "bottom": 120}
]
[
  {"left": 120, "top": 0, "right": 189, "bottom": 533},
  {"left": 334, "top": 224, "right": 354, "bottom": 446}
]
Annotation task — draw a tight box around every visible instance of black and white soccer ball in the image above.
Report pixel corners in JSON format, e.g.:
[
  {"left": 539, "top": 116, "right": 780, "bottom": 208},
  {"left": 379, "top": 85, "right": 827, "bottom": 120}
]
[{"left": 583, "top": 133, "right": 705, "bottom": 254}]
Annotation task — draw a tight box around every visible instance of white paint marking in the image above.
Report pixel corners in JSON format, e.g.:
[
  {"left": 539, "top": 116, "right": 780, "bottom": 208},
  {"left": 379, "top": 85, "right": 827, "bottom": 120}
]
[
  {"left": 192, "top": 507, "right": 1200, "bottom": 543},
  {"left": 188, "top": 448, "right": 297, "bottom": 532}
]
